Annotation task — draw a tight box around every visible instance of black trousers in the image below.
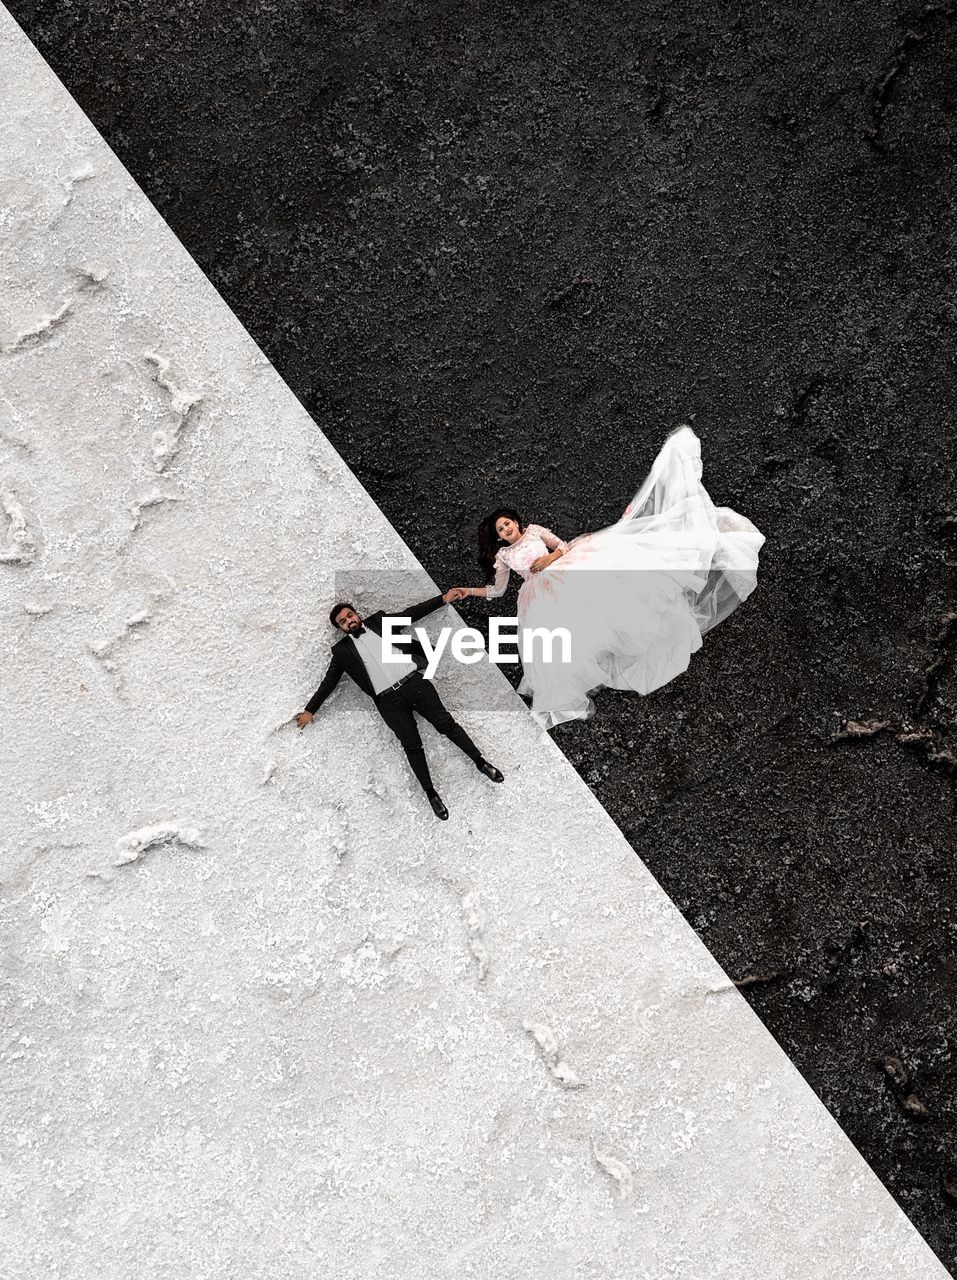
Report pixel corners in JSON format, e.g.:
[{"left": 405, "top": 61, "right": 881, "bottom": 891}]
[{"left": 375, "top": 673, "right": 482, "bottom": 793}]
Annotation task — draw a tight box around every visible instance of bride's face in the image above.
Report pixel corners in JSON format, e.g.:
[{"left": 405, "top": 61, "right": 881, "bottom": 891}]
[{"left": 496, "top": 515, "right": 521, "bottom": 543}]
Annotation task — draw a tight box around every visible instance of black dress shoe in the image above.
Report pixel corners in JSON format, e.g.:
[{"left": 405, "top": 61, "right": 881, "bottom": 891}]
[
  {"left": 426, "top": 790, "right": 449, "bottom": 820},
  {"left": 476, "top": 759, "right": 504, "bottom": 783}
]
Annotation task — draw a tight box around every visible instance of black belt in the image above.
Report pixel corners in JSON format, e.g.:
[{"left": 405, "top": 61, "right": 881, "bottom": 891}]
[{"left": 376, "top": 668, "right": 421, "bottom": 698}]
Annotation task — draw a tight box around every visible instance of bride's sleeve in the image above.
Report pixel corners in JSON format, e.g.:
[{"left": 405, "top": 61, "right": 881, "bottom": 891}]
[
  {"left": 536, "top": 525, "right": 569, "bottom": 552},
  {"left": 484, "top": 551, "right": 510, "bottom": 599}
]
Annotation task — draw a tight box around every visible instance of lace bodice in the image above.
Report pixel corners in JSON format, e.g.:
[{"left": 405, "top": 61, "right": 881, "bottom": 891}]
[{"left": 485, "top": 524, "right": 569, "bottom": 599}]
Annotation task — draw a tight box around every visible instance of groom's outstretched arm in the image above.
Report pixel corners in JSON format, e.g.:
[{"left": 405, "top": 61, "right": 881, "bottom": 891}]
[
  {"left": 405, "top": 591, "right": 456, "bottom": 623},
  {"left": 302, "top": 652, "right": 345, "bottom": 718}
]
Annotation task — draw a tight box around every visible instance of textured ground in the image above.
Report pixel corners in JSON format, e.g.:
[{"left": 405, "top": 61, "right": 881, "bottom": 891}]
[
  {"left": 4, "top": 0, "right": 957, "bottom": 1267},
  {"left": 6, "top": 15, "right": 950, "bottom": 1278}
]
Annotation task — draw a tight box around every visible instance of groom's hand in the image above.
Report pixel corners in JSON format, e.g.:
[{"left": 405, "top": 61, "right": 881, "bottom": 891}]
[
  {"left": 443, "top": 588, "right": 467, "bottom": 603},
  {"left": 295, "top": 711, "right": 314, "bottom": 729}
]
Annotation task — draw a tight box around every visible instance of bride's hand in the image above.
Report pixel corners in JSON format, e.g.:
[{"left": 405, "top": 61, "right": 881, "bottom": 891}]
[
  {"left": 444, "top": 587, "right": 470, "bottom": 603},
  {"left": 530, "top": 556, "right": 550, "bottom": 574}
]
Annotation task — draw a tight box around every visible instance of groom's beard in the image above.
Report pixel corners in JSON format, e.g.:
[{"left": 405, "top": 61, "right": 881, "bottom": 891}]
[{"left": 346, "top": 620, "right": 364, "bottom": 633}]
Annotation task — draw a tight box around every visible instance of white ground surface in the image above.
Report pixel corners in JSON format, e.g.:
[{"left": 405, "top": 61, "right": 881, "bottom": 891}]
[{"left": 0, "top": 9, "right": 948, "bottom": 1278}]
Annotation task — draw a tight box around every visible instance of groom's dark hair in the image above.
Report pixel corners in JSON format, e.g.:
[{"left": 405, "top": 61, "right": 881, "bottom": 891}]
[{"left": 329, "top": 601, "right": 357, "bottom": 628}]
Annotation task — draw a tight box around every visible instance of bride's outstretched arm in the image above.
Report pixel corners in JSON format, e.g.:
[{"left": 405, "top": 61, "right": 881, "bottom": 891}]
[{"left": 455, "top": 557, "right": 509, "bottom": 601}]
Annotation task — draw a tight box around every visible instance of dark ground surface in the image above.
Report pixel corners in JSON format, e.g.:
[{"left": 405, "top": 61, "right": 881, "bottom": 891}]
[{"left": 10, "top": 0, "right": 957, "bottom": 1264}]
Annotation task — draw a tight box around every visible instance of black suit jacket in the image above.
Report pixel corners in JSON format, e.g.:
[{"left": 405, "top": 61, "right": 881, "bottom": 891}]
[{"left": 305, "top": 594, "right": 445, "bottom": 714}]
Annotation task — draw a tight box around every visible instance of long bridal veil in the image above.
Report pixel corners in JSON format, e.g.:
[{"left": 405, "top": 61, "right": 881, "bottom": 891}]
[
  {"left": 516, "top": 424, "right": 766, "bottom": 729},
  {"left": 613, "top": 423, "right": 764, "bottom": 636}
]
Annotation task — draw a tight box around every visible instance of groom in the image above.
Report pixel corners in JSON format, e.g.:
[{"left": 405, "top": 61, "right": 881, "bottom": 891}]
[{"left": 296, "top": 589, "right": 503, "bottom": 819}]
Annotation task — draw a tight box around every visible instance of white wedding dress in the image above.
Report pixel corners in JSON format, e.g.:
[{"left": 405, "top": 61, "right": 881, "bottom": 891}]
[{"left": 485, "top": 424, "right": 765, "bottom": 729}]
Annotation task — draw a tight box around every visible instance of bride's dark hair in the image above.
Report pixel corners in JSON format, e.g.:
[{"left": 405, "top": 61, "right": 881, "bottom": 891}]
[{"left": 477, "top": 507, "right": 523, "bottom": 583}]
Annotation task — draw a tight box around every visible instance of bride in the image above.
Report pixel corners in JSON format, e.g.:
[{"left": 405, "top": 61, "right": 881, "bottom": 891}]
[{"left": 452, "top": 424, "right": 765, "bottom": 729}]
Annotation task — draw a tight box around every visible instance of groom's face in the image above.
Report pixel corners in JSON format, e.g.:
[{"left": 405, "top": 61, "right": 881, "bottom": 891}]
[{"left": 334, "top": 607, "right": 362, "bottom": 633}]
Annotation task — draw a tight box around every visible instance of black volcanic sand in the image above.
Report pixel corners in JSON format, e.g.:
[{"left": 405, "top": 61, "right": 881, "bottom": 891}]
[{"left": 10, "top": 0, "right": 957, "bottom": 1265}]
